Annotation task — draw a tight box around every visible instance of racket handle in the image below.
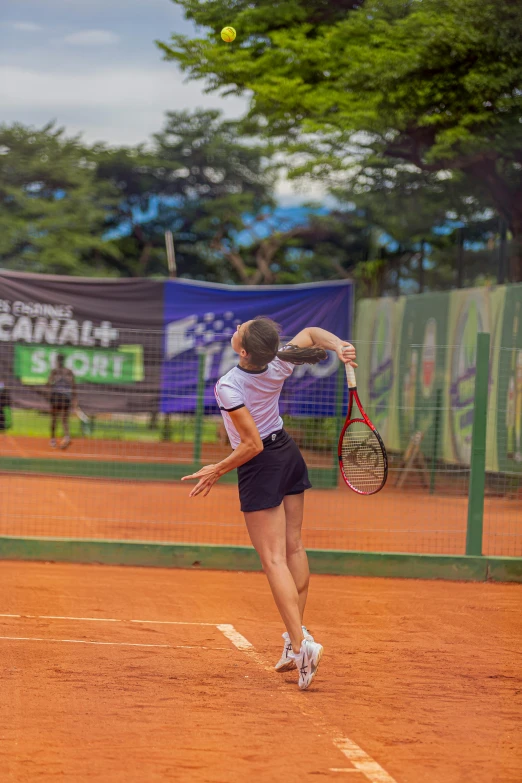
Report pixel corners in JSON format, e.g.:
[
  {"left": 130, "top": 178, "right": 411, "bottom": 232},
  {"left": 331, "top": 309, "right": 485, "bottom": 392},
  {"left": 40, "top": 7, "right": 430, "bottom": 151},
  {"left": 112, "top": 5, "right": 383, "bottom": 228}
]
[{"left": 345, "top": 363, "right": 357, "bottom": 389}]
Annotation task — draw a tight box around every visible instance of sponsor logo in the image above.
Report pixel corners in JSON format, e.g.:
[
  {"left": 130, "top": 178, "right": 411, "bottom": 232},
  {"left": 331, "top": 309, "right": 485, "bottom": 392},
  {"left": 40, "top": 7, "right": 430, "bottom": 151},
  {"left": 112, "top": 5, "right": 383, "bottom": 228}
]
[
  {"left": 449, "top": 296, "right": 486, "bottom": 464},
  {"left": 0, "top": 299, "right": 119, "bottom": 348},
  {"left": 14, "top": 345, "right": 143, "bottom": 386},
  {"left": 165, "top": 311, "right": 340, "bottom": 380}
]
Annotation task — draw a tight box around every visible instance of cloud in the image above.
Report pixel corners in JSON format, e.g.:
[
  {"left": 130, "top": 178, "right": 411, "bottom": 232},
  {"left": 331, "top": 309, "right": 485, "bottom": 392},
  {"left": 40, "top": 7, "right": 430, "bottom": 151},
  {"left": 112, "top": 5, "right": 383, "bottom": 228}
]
[
  {"left": 62, "top": 29, "right": 120, "bottom": 46},
  {"left": 0, "top": 64, "right": 247, "bottom": 144},
  {"left": 11, "top": 22, "right": 42, "bottom": 32}
]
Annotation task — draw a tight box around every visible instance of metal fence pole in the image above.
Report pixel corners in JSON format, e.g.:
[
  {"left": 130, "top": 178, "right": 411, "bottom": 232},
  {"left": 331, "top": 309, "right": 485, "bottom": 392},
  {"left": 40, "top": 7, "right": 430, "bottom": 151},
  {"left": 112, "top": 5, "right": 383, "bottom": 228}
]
[
  {"left": 193, "top": 352, "right": 206, "bottom": 465},
  {"left": 466, "top": 332, "right": 490, "bottom": 556}
]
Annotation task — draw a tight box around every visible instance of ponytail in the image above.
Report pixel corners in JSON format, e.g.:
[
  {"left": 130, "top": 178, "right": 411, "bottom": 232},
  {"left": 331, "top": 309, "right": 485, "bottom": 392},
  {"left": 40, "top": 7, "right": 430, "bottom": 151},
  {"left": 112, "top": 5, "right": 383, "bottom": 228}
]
[
  {"left": 242, "top": 317, "right": 328, "bottom": 367},
  {"left": 276, "top": 344, "right": 327, "bottom": 365}
]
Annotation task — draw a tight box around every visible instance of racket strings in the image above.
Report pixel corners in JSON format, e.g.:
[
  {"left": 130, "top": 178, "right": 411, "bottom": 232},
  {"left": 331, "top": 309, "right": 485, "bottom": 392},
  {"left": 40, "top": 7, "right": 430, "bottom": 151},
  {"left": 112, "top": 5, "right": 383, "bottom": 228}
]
[{"left": 341, "top": 423, "right": 386, "bottom": 494}]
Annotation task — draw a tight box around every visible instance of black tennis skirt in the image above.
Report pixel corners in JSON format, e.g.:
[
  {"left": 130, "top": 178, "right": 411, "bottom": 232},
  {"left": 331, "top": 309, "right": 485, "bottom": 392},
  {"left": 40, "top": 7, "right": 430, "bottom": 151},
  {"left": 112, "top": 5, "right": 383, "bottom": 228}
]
[{"left": 237, "top": 429, "right": 312, "bottom": 513}]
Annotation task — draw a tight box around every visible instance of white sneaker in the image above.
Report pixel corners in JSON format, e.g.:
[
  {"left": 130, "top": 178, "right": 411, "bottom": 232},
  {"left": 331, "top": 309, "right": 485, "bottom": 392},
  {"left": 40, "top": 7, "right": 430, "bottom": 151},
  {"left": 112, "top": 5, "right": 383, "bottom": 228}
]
[
  {"left": 60, "top": 436, "right": 71, "bottom": 450},
  {"left": 50, "top": 439, "right": 57, "bottom": 449},
  {"left": 291, "top": 638, "right": 324, "bottom": 690},
  {"left": 274, "top": 626, "right": 315, "bottom": 673}
]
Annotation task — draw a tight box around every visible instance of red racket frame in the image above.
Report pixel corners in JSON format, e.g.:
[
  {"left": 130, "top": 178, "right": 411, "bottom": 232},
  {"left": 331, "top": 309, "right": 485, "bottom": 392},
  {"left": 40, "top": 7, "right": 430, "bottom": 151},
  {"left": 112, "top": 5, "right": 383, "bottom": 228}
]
[{"left": 337, "top": 364, "right": 388, "bottom": 495}]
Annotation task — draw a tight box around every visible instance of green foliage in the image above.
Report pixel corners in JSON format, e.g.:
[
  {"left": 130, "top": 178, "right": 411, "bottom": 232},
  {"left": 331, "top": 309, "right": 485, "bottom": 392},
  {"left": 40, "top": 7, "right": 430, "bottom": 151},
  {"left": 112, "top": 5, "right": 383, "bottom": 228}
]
[
  {"left": 93, "top": 109, "right": 276, "bottom": 280},
  {"left": 160, "top": 0, "right": 522, "bottom": 279},
  {"left": 0, "top": 123, "right": 120, "bottom": 275}
]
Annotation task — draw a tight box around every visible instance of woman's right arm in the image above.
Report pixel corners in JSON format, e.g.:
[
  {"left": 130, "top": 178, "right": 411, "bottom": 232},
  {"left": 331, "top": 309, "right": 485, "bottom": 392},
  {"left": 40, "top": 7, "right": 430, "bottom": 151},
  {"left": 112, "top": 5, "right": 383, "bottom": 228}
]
[{"left": 182, "top": 407, "right": 262, "bottom": 497}]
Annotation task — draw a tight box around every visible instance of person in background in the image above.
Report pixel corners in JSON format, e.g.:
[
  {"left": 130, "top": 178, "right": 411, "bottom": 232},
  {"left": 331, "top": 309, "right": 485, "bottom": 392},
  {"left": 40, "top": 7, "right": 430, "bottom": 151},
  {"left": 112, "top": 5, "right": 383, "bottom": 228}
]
[
  {"left": 0, "top": 380, "right": 12, "bottom": 433},
  {"left": 47, "top": 354, "right": 76, "bottom": 449}
]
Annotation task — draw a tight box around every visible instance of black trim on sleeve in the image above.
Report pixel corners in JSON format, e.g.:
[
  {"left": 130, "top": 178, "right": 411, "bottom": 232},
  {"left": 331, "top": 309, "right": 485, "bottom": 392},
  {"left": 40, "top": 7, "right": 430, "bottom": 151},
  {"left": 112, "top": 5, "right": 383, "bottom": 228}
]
[{"left": 219, "top": 403, "right": 245, "bottom": 412}]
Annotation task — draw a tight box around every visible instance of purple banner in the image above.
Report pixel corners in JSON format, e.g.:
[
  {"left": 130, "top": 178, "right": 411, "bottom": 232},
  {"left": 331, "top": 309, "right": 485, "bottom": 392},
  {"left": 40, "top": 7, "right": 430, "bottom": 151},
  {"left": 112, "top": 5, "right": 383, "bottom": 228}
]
[{"left": 161, "top": 280, "right": 353, "bottom": 416}]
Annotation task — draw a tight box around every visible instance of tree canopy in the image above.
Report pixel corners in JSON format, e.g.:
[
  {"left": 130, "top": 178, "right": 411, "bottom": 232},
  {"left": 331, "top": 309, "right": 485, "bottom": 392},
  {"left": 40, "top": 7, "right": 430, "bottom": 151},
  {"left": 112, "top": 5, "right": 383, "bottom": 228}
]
[
  {"left": 159, "top": 0, "right": 522, "bottom": 280},
  {"left": 0, "top": 123, "right": 119, "bottom": 276}
]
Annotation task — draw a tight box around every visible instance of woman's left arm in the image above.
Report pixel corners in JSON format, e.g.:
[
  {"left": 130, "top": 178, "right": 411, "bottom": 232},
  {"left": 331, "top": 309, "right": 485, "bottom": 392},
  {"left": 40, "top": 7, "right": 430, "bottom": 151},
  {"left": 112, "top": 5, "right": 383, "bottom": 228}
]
[
  {"left": 182, "top": 407, "right": 263, "bottom": 497},
  {"left": 290, "top": 326, "right": 357, "bottom": 366}
]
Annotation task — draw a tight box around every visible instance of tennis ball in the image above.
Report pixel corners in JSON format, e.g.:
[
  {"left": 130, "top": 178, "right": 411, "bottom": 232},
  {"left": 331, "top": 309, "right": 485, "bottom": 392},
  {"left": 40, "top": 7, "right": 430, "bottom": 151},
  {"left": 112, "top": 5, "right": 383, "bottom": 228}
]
[{"left": 221, "top": 26, "right": 236, "bottom": 43}]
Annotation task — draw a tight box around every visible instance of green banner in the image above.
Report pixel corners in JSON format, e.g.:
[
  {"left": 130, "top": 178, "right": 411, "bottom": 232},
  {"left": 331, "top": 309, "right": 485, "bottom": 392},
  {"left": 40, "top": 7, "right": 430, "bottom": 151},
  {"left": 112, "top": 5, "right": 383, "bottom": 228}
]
[
  {"left": 497, "top": 287, "right": 522, "bottom": 471},
  {"left": 355, "top": 296, "right": 404, "bottom": 450},
  {"left": 398, "top": 292, "right": 450, "bottom": 454},
  {"left": 355, "top": 283, "right": 522, "bottom": 473},
  {"left": 14, "top": 344, "right": 144, "bottom": 386}
]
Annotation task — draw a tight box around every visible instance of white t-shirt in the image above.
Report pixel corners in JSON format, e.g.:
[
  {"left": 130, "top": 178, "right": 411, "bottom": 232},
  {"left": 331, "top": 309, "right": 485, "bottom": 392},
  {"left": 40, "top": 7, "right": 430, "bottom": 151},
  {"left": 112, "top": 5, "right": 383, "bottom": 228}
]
[{"left": 214, "top": 356, "right": 294, "bottom": 449}]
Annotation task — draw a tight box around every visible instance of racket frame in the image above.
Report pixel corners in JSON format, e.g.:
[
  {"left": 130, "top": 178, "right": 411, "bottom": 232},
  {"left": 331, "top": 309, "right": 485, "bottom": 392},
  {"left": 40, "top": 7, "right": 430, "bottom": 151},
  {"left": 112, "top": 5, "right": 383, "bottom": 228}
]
[{"left": 338, "top": 364, "right": 388, "bottom": 495}]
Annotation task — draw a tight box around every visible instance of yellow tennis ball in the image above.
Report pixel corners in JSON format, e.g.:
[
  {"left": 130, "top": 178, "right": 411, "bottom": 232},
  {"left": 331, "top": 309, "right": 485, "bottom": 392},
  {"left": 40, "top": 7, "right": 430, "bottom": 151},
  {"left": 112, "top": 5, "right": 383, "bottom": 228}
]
[{"left": 221, "top": 26, "right": 236, "bottom": 43}]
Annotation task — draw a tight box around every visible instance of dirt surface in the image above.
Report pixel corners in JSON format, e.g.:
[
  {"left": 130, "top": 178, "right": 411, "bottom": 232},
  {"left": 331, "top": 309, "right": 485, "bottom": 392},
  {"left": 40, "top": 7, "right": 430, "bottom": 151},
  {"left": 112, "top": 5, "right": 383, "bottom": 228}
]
[
  {"left": 1, "top": 434, "right": 520, "bottom": 556},
  {"left": 1, "top": 562, "right": 521, "bottom": 783},
  {"left": 1, "top": 470, "right": 521, "bottom": 556}
]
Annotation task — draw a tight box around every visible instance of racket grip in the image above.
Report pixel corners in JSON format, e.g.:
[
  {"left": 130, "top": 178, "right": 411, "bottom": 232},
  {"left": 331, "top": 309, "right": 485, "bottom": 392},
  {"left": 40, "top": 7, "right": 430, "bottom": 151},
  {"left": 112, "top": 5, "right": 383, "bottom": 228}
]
[{"left": 345, "top": 363, "right": 357, "bottom": 389}]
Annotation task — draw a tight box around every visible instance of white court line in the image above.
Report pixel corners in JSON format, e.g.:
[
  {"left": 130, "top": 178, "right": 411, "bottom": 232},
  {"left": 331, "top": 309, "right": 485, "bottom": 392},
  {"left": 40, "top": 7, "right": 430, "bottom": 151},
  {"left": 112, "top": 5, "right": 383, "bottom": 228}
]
[
  {"left": 0, "top": 636, "right": 170, "bottom": 648},
  {"left": 216, "top": 623, "right": 255, "bottom": 651},
  {"left": 41, "top": 615, "right": 119, "bottom": 622},
  {"left": 0, "top": 636, "right": 229, "bottom": 650},
  {"left": 0, "top": 613, "right": 399, "bottom": 781},
  {"left": 131, "top": 619, "right": 217, "bottom": 626},
  {"left": 0, "top": 614, "right": 216, "bottom": 626},
  {"left": 333, "top": 739, "right": 397, "bottom": 783},
  {"left": 216, "top": 625, "right": 398, "bottom": 783}
]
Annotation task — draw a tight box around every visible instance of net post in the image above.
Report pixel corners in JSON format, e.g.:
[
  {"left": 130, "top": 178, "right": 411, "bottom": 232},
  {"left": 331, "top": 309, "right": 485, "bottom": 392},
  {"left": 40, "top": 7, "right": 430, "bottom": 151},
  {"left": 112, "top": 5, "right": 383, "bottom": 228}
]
[
  {"left": 429, "top": 388, "right": 442, "bottom": 495},
  {"left": 193, "top": 352, "right": 206, "bottom": 465},
  {"left": 334, "top": 360, "right": 345, "bottom": 469},
  {"left": 465, "top": 332, "right": 490, "bottom": 556}
]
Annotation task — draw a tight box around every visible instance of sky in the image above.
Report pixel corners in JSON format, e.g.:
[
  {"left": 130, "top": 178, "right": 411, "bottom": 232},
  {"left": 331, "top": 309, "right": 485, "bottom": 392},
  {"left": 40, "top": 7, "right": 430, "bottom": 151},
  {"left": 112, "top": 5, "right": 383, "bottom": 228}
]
[{"left": 0, "top": 0, "right": 325, "bottom": 204}]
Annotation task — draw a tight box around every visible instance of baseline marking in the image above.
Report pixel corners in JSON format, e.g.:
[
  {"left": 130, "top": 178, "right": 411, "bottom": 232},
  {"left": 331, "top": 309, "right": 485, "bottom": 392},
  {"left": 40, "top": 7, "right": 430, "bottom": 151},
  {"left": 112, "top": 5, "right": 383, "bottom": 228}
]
[
  {"left": 0, "top": 612, "right": 398, "bottom": 781},
  {"left": 0, "top": 636, "right": 229, "bottom": 650},
  {"left": 0, "top": 636, "right": 170, "bottom": 648},
  {"left": 0, "top": 614, "right": 216, "bottom": 626},
  {"left": 216, "top": 624, "right": 398, "bottom": 783}
]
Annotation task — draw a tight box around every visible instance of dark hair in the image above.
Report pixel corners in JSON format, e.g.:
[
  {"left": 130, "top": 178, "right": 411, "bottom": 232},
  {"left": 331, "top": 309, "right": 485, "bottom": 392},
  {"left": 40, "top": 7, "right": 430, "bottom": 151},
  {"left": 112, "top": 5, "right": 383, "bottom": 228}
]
[
  {"left": 56, "top": 353, "right": 65, "bottom": 367},
  {"left": 242, "top": 317, "right": 327, "bottom": 367}
]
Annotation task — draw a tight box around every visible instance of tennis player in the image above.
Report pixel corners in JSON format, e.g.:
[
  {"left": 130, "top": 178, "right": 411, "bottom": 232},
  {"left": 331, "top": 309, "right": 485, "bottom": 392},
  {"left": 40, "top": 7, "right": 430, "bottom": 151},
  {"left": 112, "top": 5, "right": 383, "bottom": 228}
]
[
  {"left": 47, "top": 354, "right": 77, "bottom": 449},
  {"left": 183, "top": 318, "right": 356, "bottom": 690}
]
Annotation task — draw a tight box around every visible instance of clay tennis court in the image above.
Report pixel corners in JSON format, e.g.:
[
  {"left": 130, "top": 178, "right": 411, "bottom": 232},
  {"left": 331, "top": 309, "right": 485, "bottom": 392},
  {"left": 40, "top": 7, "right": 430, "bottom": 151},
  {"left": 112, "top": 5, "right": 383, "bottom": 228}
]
[
  {"left": 1, "top": 435, "right": 521, "bottom": 556},
  {"left": 2, "top": 561, "right": 521, "bottom": 783}
]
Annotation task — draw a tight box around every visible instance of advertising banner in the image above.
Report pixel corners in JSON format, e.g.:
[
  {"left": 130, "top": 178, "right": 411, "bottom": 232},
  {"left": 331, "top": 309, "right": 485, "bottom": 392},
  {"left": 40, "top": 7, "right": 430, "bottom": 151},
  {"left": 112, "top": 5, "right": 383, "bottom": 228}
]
[
  {"left": 161, "top": 279, "right": 354, "bottom": 415},
  {"left": 0, "top": 270, "right": 163, "bottom": 413},
  {"left": 398, "top": 292, "right": 450, "bottom": 453},
  {"left": 354, "top": 296, "right": 404, "bottom": 448},
  {"left": 355, "top": 284, "right": 522, "bottom": 473}
]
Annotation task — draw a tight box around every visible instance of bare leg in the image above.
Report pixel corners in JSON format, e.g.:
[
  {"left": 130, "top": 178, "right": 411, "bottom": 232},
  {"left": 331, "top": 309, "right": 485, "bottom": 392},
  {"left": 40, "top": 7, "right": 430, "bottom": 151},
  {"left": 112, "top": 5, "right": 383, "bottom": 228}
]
[
  {"left": 62, "top": 409, "right": 70, "bottom": 439},
  {"left": 244, "top": 504, "right": 304, "bottom": 652},
  {"left": 283, "top": 493, "right": 309, "bottom": 624},
  {"left": 50, "top": 411, "right": 57, "bottom": 440}
]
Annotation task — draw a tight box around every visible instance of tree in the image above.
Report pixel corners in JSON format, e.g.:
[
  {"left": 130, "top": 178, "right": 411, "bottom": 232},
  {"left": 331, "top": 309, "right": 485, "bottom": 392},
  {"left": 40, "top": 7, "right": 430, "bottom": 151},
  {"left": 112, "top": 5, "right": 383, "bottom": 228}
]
[
  {"left": 94, "top": 109, "right": 276, "bottom": 281},
  {"left": 0, "top": 123, "right": 120, "bottom": 275},
  {"left": 159, "top": 0, "right": 522, "bottom": 280}
]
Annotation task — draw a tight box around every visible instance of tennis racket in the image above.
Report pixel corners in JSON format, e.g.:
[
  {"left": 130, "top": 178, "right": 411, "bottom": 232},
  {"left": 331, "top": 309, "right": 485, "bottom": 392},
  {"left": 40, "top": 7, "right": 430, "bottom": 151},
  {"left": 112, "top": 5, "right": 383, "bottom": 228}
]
[{"left": 338, "top": 364, "right": 388, "bottom": 495}]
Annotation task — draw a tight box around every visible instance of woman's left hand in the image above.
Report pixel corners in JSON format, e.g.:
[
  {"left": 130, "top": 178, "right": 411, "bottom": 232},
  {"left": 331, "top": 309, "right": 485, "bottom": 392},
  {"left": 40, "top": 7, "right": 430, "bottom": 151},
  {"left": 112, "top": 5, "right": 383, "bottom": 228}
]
[
  {"left": 181, "top": 464, "right": 221, "bottom": 497},
  {"left": 336, "top": 341, "right": 357, "bottom": 366}
]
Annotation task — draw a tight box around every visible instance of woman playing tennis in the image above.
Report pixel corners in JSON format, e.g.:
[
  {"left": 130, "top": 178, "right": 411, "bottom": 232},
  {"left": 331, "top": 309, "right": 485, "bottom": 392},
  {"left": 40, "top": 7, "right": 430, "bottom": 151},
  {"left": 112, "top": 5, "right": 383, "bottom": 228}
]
[{"left": 183, "top": 318, "right": 356, "bottom": 690}]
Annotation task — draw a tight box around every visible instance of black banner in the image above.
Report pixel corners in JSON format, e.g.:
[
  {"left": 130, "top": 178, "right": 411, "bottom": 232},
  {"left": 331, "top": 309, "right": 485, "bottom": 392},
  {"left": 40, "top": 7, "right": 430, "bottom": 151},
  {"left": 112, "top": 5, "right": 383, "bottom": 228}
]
[{"left": 0, "top": 270, "right": 164, "bottom": 414}]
